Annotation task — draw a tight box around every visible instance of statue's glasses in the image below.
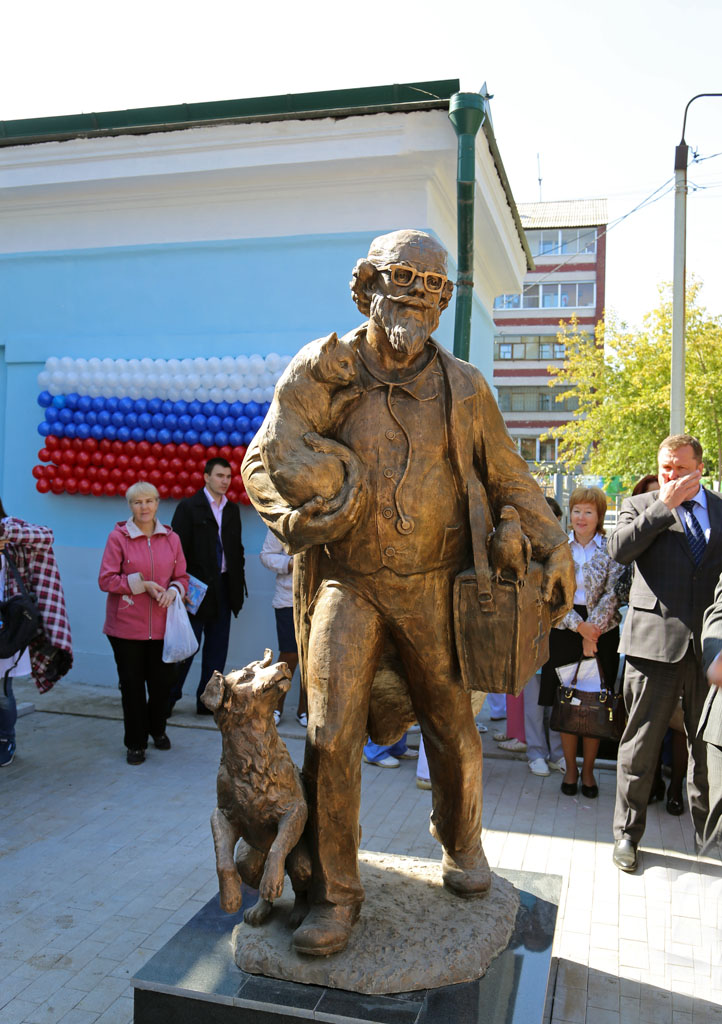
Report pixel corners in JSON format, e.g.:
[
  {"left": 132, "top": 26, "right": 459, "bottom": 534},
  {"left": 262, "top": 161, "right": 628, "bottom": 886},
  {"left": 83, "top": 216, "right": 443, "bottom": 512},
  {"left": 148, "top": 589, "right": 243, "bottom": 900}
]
[{"left": 384, "top": 264, "right": 448, "bottom": 293}]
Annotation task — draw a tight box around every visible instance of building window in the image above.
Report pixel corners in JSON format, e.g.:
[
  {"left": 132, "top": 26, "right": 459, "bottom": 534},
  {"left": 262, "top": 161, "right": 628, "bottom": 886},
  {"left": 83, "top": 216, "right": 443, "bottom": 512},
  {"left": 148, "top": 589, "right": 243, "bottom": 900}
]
[
  {"left": 497, "top": 386, "right": 578, "bottom": 414},
  {"left": 526, "top": 227, "right": 597, "bottom": 257},
  {"left": 494, "top": 283, "right": 595, "bottom": 311},
  {"left": 519, "top": 438, "right": 537, "bottom": 461},
  {"left": 539, "top": 439, "right": 556, "bottom": 461},
  {"left": 498, "top": 343, "right": 512, "bottom": 359},
  {"left": 493, "top": 294, "right": 521, "bottom": 310},
  {"left": 494, "top": 335, "right": 567, "bottom": 361}
]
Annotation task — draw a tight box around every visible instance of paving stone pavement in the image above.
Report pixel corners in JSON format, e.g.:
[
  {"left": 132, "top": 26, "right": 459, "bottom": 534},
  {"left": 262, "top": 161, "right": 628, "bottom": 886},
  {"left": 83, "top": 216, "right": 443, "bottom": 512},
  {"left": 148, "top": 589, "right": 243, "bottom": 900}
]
[{"left": 1, "top": 680, "right": 721, "bottom": 1024}]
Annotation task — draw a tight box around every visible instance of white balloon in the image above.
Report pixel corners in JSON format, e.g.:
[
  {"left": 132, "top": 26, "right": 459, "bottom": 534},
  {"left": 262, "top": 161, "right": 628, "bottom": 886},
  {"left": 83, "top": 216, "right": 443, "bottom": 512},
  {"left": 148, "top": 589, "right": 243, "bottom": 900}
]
[
  {"left": 196, "top": 386, "right": 210, "bottom": 403},
  {"left": 207, "top": 356, "right": 221, "bottom": 373},
  {"left": 88, "top": 383, "right": 101, "bottom": 398},
  {"left": 186, "top": 373, "right": 200, "bottom": 391},
  {"left": 209, "top": 388, "right": 224, "bottom": 403},
  {"left": 251, "top": 387, "right": 265, "bottom": 403},
  {"left": 46, "top": 356, "right": 60, "bottom": 372},
  {"left": 235, "top": 355, "right": 249, "bottom": 373},
  {"left": 243, "top": 374, "right": 258, "bottom": 390},
  {"left": 238, "top": 387, "right": 252, "bottom": 404},
  {"left": 166, "top": 358, "right": 181, "bottom": 373},
  {"left": 127, "top": 358, "right": 140, "bottom": 370},
  {"left": 213, "top": 372, "right": 226, "bottom": 388},
  {"left": 49, "top": 373, "right": 65, "bottom": 395},
  {"left": 101, "top": 357, "right": 115, "bottom": 372},
  {"left": 264, "top": 385, "right": 276, "bottom": 402},
  {"left": 223, "top": 387, "right": 237, "bottom": 403},
  {"left": 249, "top": 354, "right": 265, "bottom": 375},
  {"left": 140, "top": 357, "right": 154, "bottom": 371},
  {"left": 194, "top": 356, "right": 206, "bottom": 372},
  {"left": 60, "top": 356, "right": 74, "bottom": 371},
  {"left": 265, "top": 352, "right": 281, "bottom": 373},
  {"left": 258, "top": 372, "right": 273, "bottom": 389},
  {"left": 281, "top": 355, "right": 292, "bottom": 369},
  {"left": 88, "top": 357, "right": 101, "bottom": 370},
  {"left": 75, "top": 357, "right": 88, "bottom": 370},
  {"left": 38, "top": 371, "right": 51, "bottom": 388},
  {"left": 221, "top": 356, "right": 236, "bottom": 374}
]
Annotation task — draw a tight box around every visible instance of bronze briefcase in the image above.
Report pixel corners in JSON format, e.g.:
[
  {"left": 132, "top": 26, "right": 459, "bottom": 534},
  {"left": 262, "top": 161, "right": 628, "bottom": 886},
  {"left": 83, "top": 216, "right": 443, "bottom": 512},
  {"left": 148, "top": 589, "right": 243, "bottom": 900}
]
[{"left": 453, "top": 560, "right": 550, "bottom": 696}]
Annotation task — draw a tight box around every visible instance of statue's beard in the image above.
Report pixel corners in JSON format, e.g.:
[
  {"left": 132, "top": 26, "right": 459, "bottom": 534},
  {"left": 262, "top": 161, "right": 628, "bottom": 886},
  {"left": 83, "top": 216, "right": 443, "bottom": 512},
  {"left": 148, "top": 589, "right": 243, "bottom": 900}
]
[{"left": 369, "top": 293, "right": 440, "bottom": 357}]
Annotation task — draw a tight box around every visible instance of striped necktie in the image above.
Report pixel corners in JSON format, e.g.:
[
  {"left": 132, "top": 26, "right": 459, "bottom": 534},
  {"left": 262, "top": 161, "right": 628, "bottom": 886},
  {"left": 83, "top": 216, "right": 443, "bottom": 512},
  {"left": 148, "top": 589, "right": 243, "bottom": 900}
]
[{"left": 681, "top": 500, "right": 706, "bottom": 565}]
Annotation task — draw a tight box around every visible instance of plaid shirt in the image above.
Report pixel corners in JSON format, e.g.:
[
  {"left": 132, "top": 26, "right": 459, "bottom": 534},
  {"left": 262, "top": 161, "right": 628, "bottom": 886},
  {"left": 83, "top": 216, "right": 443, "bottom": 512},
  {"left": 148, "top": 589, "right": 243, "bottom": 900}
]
[{"left": 1, "top": 517, "right": 73, "bottom": 692}]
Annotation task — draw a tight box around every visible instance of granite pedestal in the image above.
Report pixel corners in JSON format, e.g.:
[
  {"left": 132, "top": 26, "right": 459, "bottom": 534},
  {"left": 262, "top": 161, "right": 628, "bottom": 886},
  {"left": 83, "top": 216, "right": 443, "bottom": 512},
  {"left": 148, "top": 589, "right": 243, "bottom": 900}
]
[{"left": 133, "top": 865, "right": 559, "bottom": 1024}]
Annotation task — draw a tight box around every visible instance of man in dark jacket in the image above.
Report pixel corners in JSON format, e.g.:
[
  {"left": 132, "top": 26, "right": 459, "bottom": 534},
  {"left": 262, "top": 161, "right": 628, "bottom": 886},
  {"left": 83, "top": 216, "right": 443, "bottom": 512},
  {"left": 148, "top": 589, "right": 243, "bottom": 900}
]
[{"left": 169, "top": 457, "right": 246, "bottom": 714}]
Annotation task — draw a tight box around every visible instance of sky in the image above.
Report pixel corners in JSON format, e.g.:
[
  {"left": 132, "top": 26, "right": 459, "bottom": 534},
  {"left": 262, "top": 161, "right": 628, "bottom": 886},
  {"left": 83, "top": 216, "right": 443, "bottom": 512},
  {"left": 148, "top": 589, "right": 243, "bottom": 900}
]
[{"left": 3, "top": 0, "right": 722, "bottom": 330}]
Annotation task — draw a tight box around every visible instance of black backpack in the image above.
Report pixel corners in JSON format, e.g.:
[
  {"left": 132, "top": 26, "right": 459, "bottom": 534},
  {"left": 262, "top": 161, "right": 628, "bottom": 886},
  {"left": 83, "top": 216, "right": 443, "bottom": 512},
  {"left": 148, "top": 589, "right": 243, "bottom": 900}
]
[{"left": 0, "top": 553, "right": 43, "bottom": 659}]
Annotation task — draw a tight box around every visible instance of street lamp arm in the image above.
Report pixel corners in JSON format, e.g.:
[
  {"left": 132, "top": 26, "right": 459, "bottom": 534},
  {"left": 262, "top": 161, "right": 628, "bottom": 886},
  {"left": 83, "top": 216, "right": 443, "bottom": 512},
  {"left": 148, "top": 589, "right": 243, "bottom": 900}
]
[{"left": 680, "top": 93, "right": 722, "bottom": 145}]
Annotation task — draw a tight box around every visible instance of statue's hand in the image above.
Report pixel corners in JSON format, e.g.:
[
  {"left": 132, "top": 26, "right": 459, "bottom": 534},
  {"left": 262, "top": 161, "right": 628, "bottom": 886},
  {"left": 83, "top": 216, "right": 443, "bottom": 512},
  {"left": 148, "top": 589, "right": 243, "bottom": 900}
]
[
  {"left": 287, "top": 476, "right": 365, "bottom": 549},
  {"left": 541, "top": 545, "right": 576, "bottom": 625}
]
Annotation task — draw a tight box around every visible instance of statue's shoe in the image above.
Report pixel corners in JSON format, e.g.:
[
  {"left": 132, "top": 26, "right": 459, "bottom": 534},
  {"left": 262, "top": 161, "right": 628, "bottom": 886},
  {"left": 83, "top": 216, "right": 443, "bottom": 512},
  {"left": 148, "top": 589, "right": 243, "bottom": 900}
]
[
  {"left": 442, "top": 845, "right": 491, "bottom": 897},
  {"left": 292, "top": 901, "right": 361, "bottom": 956}
]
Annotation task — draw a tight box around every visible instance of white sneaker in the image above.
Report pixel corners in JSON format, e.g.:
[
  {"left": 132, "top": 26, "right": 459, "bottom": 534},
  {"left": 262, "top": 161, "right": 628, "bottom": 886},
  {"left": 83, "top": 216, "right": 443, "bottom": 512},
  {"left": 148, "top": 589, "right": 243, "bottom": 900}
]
[
  {"left": 528, "top": 757, "right": 551, "bottom": 777},
  {"left": 363, "top": 754, "right": 400, "bottom": 768},
  {"left": 498, "top": 738, "right": 527, "bottom": 753},
  {"left": 397, "top": 748, "right": 419, "bottom": 760},
  {"left": 547, "top": 758, "right": 566, "bottom": 773}
]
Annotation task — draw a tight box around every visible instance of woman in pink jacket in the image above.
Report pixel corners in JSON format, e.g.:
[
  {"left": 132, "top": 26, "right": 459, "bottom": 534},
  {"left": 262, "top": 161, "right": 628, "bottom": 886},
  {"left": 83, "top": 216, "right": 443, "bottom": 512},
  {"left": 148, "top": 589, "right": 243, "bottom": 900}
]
[{"left": 99, "top": 482, "right": 188, "bottom": 765}]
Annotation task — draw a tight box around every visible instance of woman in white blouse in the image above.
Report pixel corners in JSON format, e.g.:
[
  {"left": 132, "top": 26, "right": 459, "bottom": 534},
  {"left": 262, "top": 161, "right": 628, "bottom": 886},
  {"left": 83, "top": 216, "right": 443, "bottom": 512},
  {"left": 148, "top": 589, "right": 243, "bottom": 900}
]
[{"left": 539, "top": 487, "right": 623, "bottom": 798}]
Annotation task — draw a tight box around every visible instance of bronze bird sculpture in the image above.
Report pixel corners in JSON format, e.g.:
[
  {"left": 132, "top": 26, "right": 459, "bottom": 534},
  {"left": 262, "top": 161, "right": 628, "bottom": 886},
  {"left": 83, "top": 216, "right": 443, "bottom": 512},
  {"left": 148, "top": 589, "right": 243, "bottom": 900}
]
[{"left": 487, "top": 505, "right": 532, "bottom": 588}]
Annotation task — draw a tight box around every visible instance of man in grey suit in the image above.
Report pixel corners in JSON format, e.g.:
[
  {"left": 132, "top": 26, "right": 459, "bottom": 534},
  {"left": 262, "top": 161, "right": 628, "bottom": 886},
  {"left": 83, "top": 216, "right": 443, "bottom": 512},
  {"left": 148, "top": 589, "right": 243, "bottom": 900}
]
[
  {"left": 608, "top": 434, "right": 722, "bottom": 871},
  {"left": 700, "top": 575, "right": 722, "bottom": 860}
]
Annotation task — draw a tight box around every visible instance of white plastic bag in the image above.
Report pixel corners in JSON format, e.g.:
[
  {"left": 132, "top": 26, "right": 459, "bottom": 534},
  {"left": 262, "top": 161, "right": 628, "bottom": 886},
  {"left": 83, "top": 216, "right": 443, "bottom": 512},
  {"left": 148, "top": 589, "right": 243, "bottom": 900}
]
[{"left": 162, "top": 590, "right": 199, "bottom": 663}]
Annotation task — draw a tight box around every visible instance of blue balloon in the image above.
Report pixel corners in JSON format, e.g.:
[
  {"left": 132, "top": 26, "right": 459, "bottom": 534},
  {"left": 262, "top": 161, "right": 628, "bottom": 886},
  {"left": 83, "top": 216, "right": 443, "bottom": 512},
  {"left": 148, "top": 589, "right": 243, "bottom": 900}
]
[
  {"left": 215, "top": 431, "right": 229, "bottom": 447},
  {"left": 229, "top": 402, "right": 244, "bottom": 418},
  {"left": 111, "top": 412, "right": 125, "bottom": 428},
  {"left": 251, "top": 416, "right": 264, "bottom": 431},
  {"left": 146, "top": 428, "right": 158, "bottom": 443},
  {"left": 161, "top": 400, "right": 174, "bottom": 415},
  {"left": 221, "top": 416, "right": 235, "bottom": 432},
  {"left": 58, "top": 408, "right": 73, "bottom": 424},
  {"left": 236, "top": 415, "right": 250, "bottom": 432},
  {"left": 151, "top": 413, "right": 165, "bottom": 430},
  {"left": 172, "top": 429, "right": 185, "bottom": 445},
  {"left": 91, "top": 424, "right": 105, "bottom": 440},
  {"left": 229, "top": 431, "right": 243, "bottom": 447},
  {"left": 76, "top": 423, "right": 91, "bottom": 439},
  {"left": 97, "top": 410, "right": 111, "bottom": 426},
  {"left": 139, "top": 412, "right": 152, "bottom": 429},
  {"left": 178, "top": 414, "right": 192, "bottom": 431},
  {"left": 64, "top": 423, "right": 77, "bottom": 438},
  {"left": 243, "top": 430, "right": 256, "bottom": 446},
  {"left": 131, "top": 428, "right": 145, "bottom": 442},
  {"left": 157, "top": 429, "right": 172, "bottom": 445},
  {"left": 216, "top": 402, "right": 230, "bottom": 418},
  {"left": 86, "top": 411, "right": 98, "bottom": 426},
  {"left": 206, "top": 415, "right": 221, "bottom": 432},
  {"left": 191, "top": 414, "right": 206, "bottom": 432},
  {"left": 38, "top": 391, "right": 53, "bottom": 408},
  {"left": 245, "top": 402, "right": 260, "bottom": 418},
  {"left": 184, "top": 430, "right": 199, "bottom": 445},
  {"left": 165, "top": 414, "right": 178, "bottom": 430},
  {"left": 134, "top": 398, "right": 148, "bottom": 413},
  {"left": 119, "top": 397, "right": 134, "bottom": 414},
  {"left": 52, "top": 394, "right": 66, "bottom": 408},
  {"left": 125, "top": 412, "right": 138, "bottom": 428},
  {"left": 172, "top": 401, "right": 187, "bottom": 416},
  {"left": 78, "top": 395, "right": 93, "bottom": 412},
  {"left": 200, "top": 431, "right": 214, "bottom": 447},
  {"left": 72, "top": 411, "right": 85, "bottom": 424},
  {"left": 261, "top": 402, "right": 271, "bottom": 415},
  {"left": 45, "top": 407, "right": 59, "bottom": 423},
  {"left": 92, "top": 397, "right": 106, "bottom": 412},
  {"left": 187, "top": 400, "right": 202, "bottom": 417},
  {"left": 38, "top": 421, "right": 52, "bottom": 436},
  {"left": 148, "top": 398, "right": 162, "bottom": 414},
  {"left": 202, "top": 401, "right": 216, "bottom": 418},
  {"left": 103, "top": 425, "right": 117, "bottom": 440},
  {"left": 66, "top": 393, "right": 80, "bottom": 409},
  {"left": 117, "top": 426, "right": 131, "bottom": 442},
  {"left": 106, "top": 397, "right": 119, "bottom": 412}
]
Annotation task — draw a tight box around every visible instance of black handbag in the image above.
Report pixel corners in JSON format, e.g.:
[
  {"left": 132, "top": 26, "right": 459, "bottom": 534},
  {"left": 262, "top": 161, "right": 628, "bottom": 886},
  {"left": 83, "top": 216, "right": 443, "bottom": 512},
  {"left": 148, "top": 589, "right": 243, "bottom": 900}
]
[
  {"left": 549, "top": 656, "right": 625, "bottom": 741},
  {"left": 0, "top": 553, "right": 43, "bottom": 659}
]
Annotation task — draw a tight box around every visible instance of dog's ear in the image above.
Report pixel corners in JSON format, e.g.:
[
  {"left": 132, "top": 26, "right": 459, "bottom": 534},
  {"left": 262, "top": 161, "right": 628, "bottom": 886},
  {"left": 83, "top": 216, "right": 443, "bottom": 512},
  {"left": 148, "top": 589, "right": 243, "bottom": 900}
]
[{"left": 200, "top": 671, "right": 225, "bottom": 712}]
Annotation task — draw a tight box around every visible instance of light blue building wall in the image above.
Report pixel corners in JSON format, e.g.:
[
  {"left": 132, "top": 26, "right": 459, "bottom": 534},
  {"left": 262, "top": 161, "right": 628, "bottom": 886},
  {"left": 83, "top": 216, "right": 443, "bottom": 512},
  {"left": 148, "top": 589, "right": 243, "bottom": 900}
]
[{"left": 0, "top": 231, "right": 494, "bottom": 684}]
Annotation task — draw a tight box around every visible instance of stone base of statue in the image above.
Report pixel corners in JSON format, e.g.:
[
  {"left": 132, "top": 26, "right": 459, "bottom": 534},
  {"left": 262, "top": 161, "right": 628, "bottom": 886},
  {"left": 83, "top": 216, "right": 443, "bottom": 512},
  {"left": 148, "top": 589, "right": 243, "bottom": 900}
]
[
  {"left": 132, "top": 854, "right": 560, "bottom": 1024},
  {"left": 234, "top": 851, "right": 518, "bottom": 994}
]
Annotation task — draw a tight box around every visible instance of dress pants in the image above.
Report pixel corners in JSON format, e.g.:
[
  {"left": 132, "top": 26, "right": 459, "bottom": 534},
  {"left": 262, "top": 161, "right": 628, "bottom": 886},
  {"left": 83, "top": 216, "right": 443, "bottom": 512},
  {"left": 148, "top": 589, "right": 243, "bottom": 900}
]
[
  {"left": 614, "top": 644, "right": 709, "bottom": 845},
  {"left": 170, "top": 574, "right": 232, "bottom": 707},
  {"left": 304, "top": 566, "right": 483, "bottom": 908},
  {"left": 702, "top": 741, "right": 722, "bottom": 859},
  {"left": 108, "top": 636, "right": 175, "bottom": 749}
]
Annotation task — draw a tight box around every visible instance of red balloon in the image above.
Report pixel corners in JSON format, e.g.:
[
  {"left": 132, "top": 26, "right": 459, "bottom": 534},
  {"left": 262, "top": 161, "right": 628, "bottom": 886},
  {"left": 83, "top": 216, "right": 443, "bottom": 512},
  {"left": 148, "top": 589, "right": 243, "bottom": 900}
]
[
  {"left": 227, "top": 488, "right": 238, "bottom": 502},
  {"left": 177, "top": 443, "right": 190, "bottom": 457},
  {"left": 239, "top": 491, "right": 251, "bottom": 506},
  {"left": 123, "top": 468, "right": 136, "bottom": 483},
  {"left": 162, "top": 470, "right": 175, "bottom": 485},
  {"left": 137, "top": 440, "right": 151, "bottom": 456},
  {"left": 219, "top": 446, "right": 233, "bottom": 459},
  {"left": 163, "top": 444, "right": 176, "bottom": 457},
  {"left": 169, "top": 458, "right": 183, "bottom": 473},
  {"left": 126, "top": 440, "right": 136, "bottom": 454},
  {"left": 90, "top": 451, "right": 104, "bottom": 466},
  {"left": 206, "top": 445, "right": 219, "bottom": 458},
  {"left": 157, "top": 458, "right": 169, "bottom": 471},
  {"left": 38, "top": 448, "right": 51, "bottom": 463},
  {"left": 111, "top": 441, "right": 123, "bottom": 455},
  {"left": 103, "top": 483, "right": 116, "bottom": 496},
  {"left": 110, "top": 468, "right": 124, "bottom": 483},
  {"left": 177, "top": 470, "right": 189, "bottom": 485},
  {"left": 157, "top": 483, "right": 169, "bottom": 498},
  {"left": 32, "top": 465, "right": 45, "bottom": 480},
  {"left": 99, "top": 439, "right": 112, "bottom": 453},
  {"left": 58, "top": 437, "right": 72, "bottom": 450},
  {"left": 170, "top": 485, "right": 184, "bottom": 499},
  {"left": 50, "top": 478, "right": 65, "bottom": 494},
  {"left": 46, "top": 435, "right": 59, "bottom": 450},
  {"left": 83, "top": 437, "right": 97, "bottom": 452},
  {"left": 148, "top": 469, "right": 162, "bottom": 486},
  {"left": 130, "top": 455, "right": 144, "bottom": 471},
  {"left": 78, "top": 479, "right": 91, "bottom": 494},
  {"left": 86, "top": 466, "right": 98, "bottom": 481},
  {"left": 97, "top": 467, "right": 110, "bottom": 483},
  {"left": 71, "top": 438, "right": 84, "bottom": 451},
  {"left": 36, "top": 478, "right": 51, "bottom": 493},
  {"left": 103, "top": 453, "right": 116, "bottom": 468},
  {"left": 190, "top": 444, "right": 205, "bottom": 460},
  {"left": 91, "top": 481, "right": 104, "bottom": 496},
  {"left": 65, "top": 478, "right": 78, "bottom": 494},
  {"left": 76, "top": 451, "right": 91, "bottom": 467},
  {"left": 151, "top": 442, "right": 164, "bottom": 457},
  {"left": 59, "top": 464, "right": 74, "bottom": 479}
]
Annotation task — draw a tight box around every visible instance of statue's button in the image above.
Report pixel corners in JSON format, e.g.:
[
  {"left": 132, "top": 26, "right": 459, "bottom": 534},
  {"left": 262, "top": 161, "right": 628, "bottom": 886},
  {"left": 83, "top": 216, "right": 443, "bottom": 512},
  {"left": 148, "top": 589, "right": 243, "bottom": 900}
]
[
  {"left": 382, "top": 507, "right": 394, "bottom": 519},
  {"left": 385, "top": 430, "right": 396, "bottom": 440},
  {"left": 383, "top": 468, "right": 394, "bottom": 478},
  {"left": 384, "top": 546, "right": 396, "bottom": 557}
]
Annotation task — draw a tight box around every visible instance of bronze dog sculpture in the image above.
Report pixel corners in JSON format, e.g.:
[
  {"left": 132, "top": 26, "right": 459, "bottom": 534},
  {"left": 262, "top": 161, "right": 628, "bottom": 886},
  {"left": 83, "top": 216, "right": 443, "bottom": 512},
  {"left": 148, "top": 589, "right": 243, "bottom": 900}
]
[{"left": 201, "top": 651, "right": 311, "bottom": 927}]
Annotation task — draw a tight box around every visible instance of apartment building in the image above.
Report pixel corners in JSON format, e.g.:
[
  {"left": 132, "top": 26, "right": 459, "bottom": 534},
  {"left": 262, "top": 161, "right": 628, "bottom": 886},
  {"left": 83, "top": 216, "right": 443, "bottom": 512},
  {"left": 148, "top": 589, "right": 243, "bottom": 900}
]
[{"left": 492, "top": 198, "right": 607, "bottom": 464}]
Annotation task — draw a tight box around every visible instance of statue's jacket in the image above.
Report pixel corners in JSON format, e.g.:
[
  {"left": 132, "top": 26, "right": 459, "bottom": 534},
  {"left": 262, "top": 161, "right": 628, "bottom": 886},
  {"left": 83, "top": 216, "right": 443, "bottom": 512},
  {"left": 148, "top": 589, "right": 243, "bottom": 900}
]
[{"left": 242, "top": 327, "right": 568, "bottom": 689}]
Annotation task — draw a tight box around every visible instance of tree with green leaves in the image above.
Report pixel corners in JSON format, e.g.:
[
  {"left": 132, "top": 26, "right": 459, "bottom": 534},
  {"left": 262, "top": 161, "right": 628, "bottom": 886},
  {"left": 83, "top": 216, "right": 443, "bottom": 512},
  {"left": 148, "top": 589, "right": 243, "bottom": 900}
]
[{"left": 545, "top": 281, "right": 722, "bottom": 487}]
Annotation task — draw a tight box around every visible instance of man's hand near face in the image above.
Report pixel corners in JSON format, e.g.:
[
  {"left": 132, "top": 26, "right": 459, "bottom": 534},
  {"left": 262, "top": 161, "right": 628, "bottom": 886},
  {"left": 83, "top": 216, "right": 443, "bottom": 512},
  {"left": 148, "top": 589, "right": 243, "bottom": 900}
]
[{"left": 659, "top": 468, "right": 703, "bottom": 510}]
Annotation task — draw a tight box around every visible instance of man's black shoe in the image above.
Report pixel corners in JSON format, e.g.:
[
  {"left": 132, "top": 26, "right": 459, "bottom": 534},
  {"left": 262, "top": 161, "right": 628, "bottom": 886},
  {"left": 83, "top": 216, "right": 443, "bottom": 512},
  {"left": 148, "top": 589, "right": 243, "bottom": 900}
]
[
  {"left": 152, "top": 734, "right": 171, "bottom": 750},
  {"left": 612, "top": 838, "right": 638, "bottom": 872}
]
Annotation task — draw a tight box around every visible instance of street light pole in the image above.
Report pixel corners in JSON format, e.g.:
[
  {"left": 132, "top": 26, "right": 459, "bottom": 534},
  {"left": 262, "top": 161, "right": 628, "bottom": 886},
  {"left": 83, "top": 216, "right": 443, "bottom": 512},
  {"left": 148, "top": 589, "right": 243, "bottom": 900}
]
[{"left": 670, "top": 93, "right": 722, "bottom": 434}]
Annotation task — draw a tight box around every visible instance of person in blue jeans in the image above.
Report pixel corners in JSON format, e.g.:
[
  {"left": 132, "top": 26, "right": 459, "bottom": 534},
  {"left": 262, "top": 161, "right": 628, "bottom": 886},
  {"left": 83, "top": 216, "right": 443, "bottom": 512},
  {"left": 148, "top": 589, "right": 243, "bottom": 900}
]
[
  {"left": 0, "top": 535, "right": 32, "bottom": 767},
  {"left": 362, "top": 731, "right": 418, "bottom": 769}
]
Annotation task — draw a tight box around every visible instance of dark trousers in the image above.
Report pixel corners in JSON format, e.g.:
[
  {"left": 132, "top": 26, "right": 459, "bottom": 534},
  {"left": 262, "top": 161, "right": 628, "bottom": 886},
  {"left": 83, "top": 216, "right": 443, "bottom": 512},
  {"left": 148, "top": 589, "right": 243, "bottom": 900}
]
[
  {"left": 108, "top": 636, "right": 175, "bottom": 750},
  {"left": 702, "top": 741, "right": 722, "bottom": 859},
  {"left": 614, "top": 644, "right": 709, "bottom": 845},
  {"left": 170, "top": 574, "right": 232, "bottom": 708}
]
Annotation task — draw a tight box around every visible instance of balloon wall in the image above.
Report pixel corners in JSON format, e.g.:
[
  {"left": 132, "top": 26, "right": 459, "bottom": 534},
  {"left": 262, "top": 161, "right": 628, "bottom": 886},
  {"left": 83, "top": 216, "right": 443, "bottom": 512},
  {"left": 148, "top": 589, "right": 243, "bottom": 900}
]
[{"left": 33, "top": 354, "right": 290, "bottom": 503}]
